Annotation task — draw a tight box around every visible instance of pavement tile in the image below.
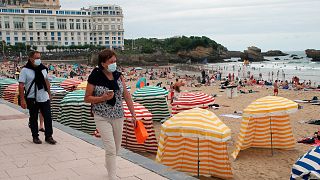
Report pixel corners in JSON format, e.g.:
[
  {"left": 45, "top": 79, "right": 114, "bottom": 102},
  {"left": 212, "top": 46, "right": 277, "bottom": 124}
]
[
  {"left": 120, "top": 176, "right": 141, "bottom": 180},
  {"left": 6, "top": 165, "right": 55, "bottom": 177},
  {"left": 136, "top": 172, "right": 168, "bottom": 180},
  {"left": 0, "top": 161, "right": 17, "bottom": 170},
  {"left": 49, "top": 159, "right": 94, "bottom": 170},
  {"left": 71, "top": 164, "right": 107, "bottom": 177},
  {"left": 87, "top": 156, "right": 105, "bottom": 165},
  {"left": 117, "top": 165, "right": 154, "bottom": 178},
  {"left": 0, "top": 170, "right": 10, "bottom": 179},
  {"left": 1, "top": 175, "right": 30, "bottom": 180},
  {"left": 27, "top": 168, "right": 79, "bottom": 180},
  {"left": 13, "top": 156, "right": 59, "bottom": 168}
]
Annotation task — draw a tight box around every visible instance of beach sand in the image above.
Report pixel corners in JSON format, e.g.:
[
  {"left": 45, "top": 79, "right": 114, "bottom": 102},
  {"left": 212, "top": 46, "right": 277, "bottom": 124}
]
[{"left": 126, "top": 78, "right": 320, "bottom": 180}]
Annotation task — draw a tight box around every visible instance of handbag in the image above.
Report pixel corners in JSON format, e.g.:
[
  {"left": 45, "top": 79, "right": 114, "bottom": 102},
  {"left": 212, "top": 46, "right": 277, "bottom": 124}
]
[{"left": 134, "top": 120, "right": 149, "bottom": 144}]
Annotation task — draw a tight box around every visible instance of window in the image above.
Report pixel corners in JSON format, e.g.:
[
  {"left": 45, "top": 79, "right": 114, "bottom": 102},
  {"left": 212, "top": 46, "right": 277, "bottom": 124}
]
[
  {"left": 111, "top": 25, "right": 115, "bottom": 30},
  {"left": 98, "top": 25, "right": 102, "bottom": 30},
  {"left": 65, "top": 42, "right": 68, "bottom": 45},
  {"left": 83, "top": 23, "right": 87, "bottom": 30},
  {"left": 14, "top": 21, "right": 24, "bottom": 29},
  {"left": 65, "top": 37, "right": 68, "bottom": 41},
  {"left": 70, "top": 23, "right": 74, "bottom": 29},
  {"left": 118, "top": 41, "right": 121, "bottom": 44},
  {"left": 118, "top": 37, "right": 121, "bottom": 40},
  {"left": 35, "top": 10, "right": 40, "bottom": 13},
  {"left": 77, "top": 32, "right": 80, "bottom": 35},
  {"left": 28, "top": 10, "right": 34, "bottom": 13},
  {"left": 50, "top": 22, "right": 54, "bottom": 29},
  {"left": 76, "top": 23, "right": 80, "bottom": 30},
  {"left": 58, "top": 37, "right": 61, "bottom": 41},
  {"left": 5, "top": 21, "right": 10, "bottom": 29},
  {"left": 6, "top": 37, "right": 10, "bottom": 43},
  {"left": 112, "top": 41, "right": 116, "bottom": 44},
  {"left": 41, "top": 10, "right": 46, "bottom": 13},
  {"left": 29, "top": 32, "right": 33, "bottom": 35},
  {"left": 71, "top": 32, "right": 74, "bottom": 36},
  {"left": 112, "top": 37, "right": 116, "bottom": 40},
  {"left": 105, "top": 41, "right": 109, "bottom": 44},
  {"left": 51, "top": 32, "right": 54, "bottom": 36},
  {"left": 42, "top": 22, "right": 47, "bottom": 29},
  {"left": 47, "top": 10, "right": 52, "bottom": 14},
  {"left": 118, "top": 25, "right": 121, "bottom": 30},
  {"left": 57, "top": 32, "right": 61, "bottom": 36},
  {"left": 14, "top": 32, "right": 18, "bottom": 35},
  {"left": 104, "top": 25, "right": 109, "bottom": 30},
  {"left": 105, "top": 37, "right": 109, "bottom": 40},
  {"left": 57, "top": 19, "right": 67, "bottom": 29},
  {"left": 30, "top": 37, "right": 33, "bottom": 41},
  {"left": 14, "top": 37, "right": 18, "bottom": 41},
  {"left": 22, "top": 37, "right": 26, "bottom": 41},
  {"left": 51, "top": 37, "right": 54, "bottom": 41},
  {"left": 28, "top": 22, "right": 33, "bottom": 29}
]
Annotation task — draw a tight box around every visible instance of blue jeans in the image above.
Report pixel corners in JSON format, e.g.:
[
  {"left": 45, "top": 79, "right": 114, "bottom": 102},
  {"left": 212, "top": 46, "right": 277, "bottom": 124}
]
[{"left": 26, "top": 99, "right": 53, "bottom": 139}]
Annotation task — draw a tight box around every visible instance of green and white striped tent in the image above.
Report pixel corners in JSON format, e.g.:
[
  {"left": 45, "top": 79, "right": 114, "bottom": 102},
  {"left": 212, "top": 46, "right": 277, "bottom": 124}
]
[
  {"left": 0, "top": 78, "right": 18, "bottom": 98},
  {"left": 50, "top": 77, "right": 66, "bottom": 87},
  {"left": 58, "top": 90, "right": 95, "bottom": 134},
  {"left": 50, "top": 86, "right": 67, "bottom": 122},
  {"left": 132, "top": 86, "right": 170, "bottom": 121}
]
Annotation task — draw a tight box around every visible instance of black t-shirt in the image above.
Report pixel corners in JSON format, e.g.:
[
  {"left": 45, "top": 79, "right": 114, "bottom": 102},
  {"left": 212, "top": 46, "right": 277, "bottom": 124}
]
[{"left": 88, "top": 68, "right": 122, "bottom": 89}]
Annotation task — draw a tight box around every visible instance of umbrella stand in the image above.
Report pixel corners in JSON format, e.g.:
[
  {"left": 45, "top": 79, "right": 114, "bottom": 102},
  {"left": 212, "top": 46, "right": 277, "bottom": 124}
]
[
  {"left": 269, "top": 116, "right": 273, "bottom": 156},
  {"left": 197, "top": 137, "right": 200, "bottom": 178}
]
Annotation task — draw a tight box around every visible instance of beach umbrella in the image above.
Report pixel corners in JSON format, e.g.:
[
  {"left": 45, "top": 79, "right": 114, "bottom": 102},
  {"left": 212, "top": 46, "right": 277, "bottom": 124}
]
[
  {"left": 156, "top": 108, "right": 232, "bottom": 179},
  {"left": 136, "top": 77, "right": 146, "bottom": 89},
  {"left": 58, "top": 90, "right": 95, "bottom": 134},
  {"left": 76, "top": 81, "right": 88, "bottom": 90},
  {"left": 50, "top": 77, "right": 66, "bottom": 87},
  {"left": 3, "top": 83, "right": 19, "bottom": 104},
  {"left": 172, "top": 92, "right": 215, "bottom": 115},
  {"left": 290, "top": 146, "right": 320, "bottom": 180},
  {"left": 50, "top": 86, "right": 67, "bottom": 122},
  {"left": 60, "top": 78, "right": 82, "bottom": 91},
  {"left": 0, "top": 78, "right": 18, "bottom": 98},
  {"left": 126, "top": 85, "right": 131, "bottom": 92},
  {"left": 135, "top": 67, "right": 143, "bottom": 70},
  {"left": 132, "top": 86, "right": 170, "bottom": 121},
  {"left": 232, "top": 96, "right": 298, "bottom": 159},
  {"left": 121, "top": 101, "right": 158, "bottom": 153}
]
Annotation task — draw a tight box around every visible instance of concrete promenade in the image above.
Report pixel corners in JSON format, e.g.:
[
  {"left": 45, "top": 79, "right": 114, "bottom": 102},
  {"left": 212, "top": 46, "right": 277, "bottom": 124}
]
[{"left": 0, "top": 101, "right": 195, "bottom": 180}]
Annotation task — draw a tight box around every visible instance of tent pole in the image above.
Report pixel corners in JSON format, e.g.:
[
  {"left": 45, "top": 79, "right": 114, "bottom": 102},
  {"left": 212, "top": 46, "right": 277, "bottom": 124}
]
[
  {"left": 197, "top": 137, "right": 200, "bottom": 178},
  {"left": 270, "top": 116, "right": 273, "bottom": 156}
]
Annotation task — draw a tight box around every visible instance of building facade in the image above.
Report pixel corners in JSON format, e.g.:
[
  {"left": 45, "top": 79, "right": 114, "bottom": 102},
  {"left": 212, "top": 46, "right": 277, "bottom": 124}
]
[{"left": 0, "top": 3, "right": 124, "bottom": 51}]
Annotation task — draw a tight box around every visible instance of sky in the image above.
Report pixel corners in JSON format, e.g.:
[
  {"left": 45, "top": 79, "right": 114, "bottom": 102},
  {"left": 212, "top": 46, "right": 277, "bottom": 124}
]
[{"left": 61, "top": 0, "right": 320, "bottom": 51}]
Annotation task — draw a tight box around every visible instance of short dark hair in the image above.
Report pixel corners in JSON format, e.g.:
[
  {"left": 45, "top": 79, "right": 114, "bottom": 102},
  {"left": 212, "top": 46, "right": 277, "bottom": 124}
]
[
  {"left": 29, "top": 51, "right": 40, "bottom": 59},
  {"left": 98, "top": 49, "right": 116, "bottom": 69}
]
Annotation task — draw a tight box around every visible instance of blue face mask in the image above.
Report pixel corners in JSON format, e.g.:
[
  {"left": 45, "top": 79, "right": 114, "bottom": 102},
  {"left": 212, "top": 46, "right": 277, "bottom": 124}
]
[
  {"left": 34, "top": 59, "right": 41, "bottom": 66},
  {"left": 107, "top": 63, "right": 117, "bottom": 72}
]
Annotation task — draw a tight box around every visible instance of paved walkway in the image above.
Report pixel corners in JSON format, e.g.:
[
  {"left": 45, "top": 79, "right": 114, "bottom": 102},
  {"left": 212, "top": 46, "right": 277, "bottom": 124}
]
[{"left": 0, "top": 103, "right": 170, "bottom": 180}]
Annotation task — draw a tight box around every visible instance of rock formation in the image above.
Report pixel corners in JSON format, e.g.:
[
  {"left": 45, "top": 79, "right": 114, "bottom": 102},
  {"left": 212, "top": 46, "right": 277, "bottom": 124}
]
[
  {"left": 262, "top": 50, "right": 288, "bottom": 56},
  {"left": 305, "top": 49, "right": 320, "bottom": 61},
  {"left": 243, "top": 46, "right": 268, "bottom": 62}
]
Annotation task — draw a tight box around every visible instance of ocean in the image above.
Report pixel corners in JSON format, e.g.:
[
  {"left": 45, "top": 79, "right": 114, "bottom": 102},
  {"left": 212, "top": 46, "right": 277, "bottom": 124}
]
[{"left": 207, "top": 51, "right": 320, "bottom": 85}]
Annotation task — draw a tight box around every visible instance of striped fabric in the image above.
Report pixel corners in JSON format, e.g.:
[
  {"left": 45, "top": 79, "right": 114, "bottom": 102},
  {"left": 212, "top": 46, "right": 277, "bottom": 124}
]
[
  {"left": 291, "top": 146, "right": 320, "bottom": 180},
  {"left": 156, "top": 108, "right": 232, "bottom": 179},
  {"left": 58, "top": 90, "right": 95, "bottom": 134},
  {"left": 121, "top": 101, "right": 158, "bottom": 153},
  {"left": 3, "top": 83, "right": 19, "bottom": 104},
  {"left": 0, "top": 78, "right": 18, "bottom": 98},
  {"left": 76, "top": 81, "right": 87, "bottom": 90},
  {"left": 50, "top": 86, "right": 67, "bottom": 122},
  {"left": 172, "top": 92, "right": 215, "bottom": 114},
  {"left": 232, "top": 96, "right": 298, "bottom": 159},
  {"left": 50, "top": 77, "right": 66, "bottom": 86},
  {"left": 133, "top": 86, "right": 169, "bottom": 121},
  {"left": 60, "top": 78, "right": 82, "bottom": 91}
]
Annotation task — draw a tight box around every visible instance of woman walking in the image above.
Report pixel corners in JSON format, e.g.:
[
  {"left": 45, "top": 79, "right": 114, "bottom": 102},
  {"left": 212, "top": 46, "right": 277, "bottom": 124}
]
[{"left": 85, "top": 49, "right": 136, "bottom": 180}]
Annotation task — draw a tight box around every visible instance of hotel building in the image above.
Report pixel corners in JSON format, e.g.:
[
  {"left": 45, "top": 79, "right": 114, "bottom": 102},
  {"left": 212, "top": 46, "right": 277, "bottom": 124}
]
[{"left": 0, "top": 0, "right": 124, "bottom": 51}]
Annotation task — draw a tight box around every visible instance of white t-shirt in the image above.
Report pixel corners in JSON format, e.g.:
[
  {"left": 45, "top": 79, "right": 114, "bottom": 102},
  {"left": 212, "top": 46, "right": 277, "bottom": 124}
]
[{"left": 18, "top": 67, "right": 49, "bottom": 102}]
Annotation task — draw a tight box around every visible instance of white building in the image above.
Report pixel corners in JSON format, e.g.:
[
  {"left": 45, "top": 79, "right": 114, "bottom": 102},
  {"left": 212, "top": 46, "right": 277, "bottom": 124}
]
[{"left": 0, "top": 3, "right": 124, "bottom": 52}]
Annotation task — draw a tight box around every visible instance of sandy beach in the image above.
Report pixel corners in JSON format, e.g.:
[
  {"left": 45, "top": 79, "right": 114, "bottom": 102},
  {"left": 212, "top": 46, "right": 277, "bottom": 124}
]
[{"left": 125, "top": 76, "right": 320, "bottom": 180}]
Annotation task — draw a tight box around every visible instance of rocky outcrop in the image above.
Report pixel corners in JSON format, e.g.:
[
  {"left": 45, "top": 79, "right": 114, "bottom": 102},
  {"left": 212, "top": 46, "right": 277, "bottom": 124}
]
[
  {"left": 262, "top": 50, "right": 288, "bottom": 56},
  {"left": 305, "top": 49, "right": 320, "bottom": 61},
  {"left": 243, "top": 46, "right": 268, "bottom": 62},
  {"left": 225, "top": 51, "right": 245, "bottom": 58},
  {"left": 177, "top": 46, "right": 224, "bottom": 63}
]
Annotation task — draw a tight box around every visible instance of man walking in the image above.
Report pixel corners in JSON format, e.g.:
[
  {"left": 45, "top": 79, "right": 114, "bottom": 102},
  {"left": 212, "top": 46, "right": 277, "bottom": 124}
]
[
  {"left": 273, "top": 80, "right": 279, "bottom": 96},
  {"left": 19, "top": 51, "right": 56, "bottom": 145}
]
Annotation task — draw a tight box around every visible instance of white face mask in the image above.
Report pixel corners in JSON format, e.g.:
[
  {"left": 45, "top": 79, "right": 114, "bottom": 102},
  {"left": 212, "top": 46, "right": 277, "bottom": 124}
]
[
  {"left": 34, "top": 59, "right": 41, "bottom": 66},
  {"left": 107, "top": 63, "right": 117, "bottom": 72}
]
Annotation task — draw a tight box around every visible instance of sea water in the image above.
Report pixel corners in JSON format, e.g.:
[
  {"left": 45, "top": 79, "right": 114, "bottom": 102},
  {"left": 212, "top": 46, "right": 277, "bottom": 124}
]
[{"left": 207, "top": 51, "right": 320, "bottom": 85}]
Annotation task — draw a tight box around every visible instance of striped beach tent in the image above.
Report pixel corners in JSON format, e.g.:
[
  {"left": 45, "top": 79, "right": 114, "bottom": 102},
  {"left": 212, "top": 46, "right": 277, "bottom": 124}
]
[
  {"left": 172, "top": 92, "right": 215, "bottom": 115},
  {"left": 122, "top": 101, "right": 158, "bottom": 153},
  {"left": 3, "top": 83, "right": 19, "bottom": 104},
  {"left": 156, "top": 108, "right": 232, "bottom": 179},
  {"left": 60, "top": 78, "right": 82, "bottom": 91},
  {"left": 58, "top": 90, "right": 95, "bottom": 134},
  {"left": 76, "top": 81, "right": 88, "bottom": 90},
  {"left": 232, "top": 96, "right": 298, "bottom": 159},
  {"left": 0, "top": 78, "right": 18, "bottom": 98},
  {"left": 290, "top": 146, "right": 320, "bottom": 180},
  {"left": 50, "top": 86, "right": 67, "bottom": 122},
  {"left": 49, "top": 77, "right": 66, "bottom": 87},
  {"left": 132, "top": 86, "right": 170, "bottom": 121}
]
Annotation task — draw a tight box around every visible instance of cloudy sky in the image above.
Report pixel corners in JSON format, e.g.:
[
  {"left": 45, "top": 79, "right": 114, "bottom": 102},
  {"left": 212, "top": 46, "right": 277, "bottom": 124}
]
[{"left": 61, "top": 0, "right": 320, "bottom": 51}]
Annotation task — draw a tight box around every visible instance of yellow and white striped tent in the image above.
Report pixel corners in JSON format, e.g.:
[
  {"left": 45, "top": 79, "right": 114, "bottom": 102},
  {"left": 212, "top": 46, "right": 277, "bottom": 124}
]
[
  {"left": 156, "top": 108, "right": 233, "bottom": 179},
  {"left": 76, "top": 81, "right": 88, "bottom": 90},
  {"left": 232, "top": 96, "right": 298, "bottom": 159}
]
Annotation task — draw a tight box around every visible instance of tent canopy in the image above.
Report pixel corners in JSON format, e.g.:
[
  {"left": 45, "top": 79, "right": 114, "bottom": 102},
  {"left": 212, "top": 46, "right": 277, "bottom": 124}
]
[
  {"left": 163, "top": 108, "right": 231, "bottom": 141},
  {"left": 135, "top": 77, "right": 147, "bottom": 89},
  {"left": 133, "top": 86, "right": 168, "bottom": 99}
]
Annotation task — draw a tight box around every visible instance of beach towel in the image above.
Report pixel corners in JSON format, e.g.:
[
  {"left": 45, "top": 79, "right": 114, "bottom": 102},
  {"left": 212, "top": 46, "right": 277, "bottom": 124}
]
[{"left": 220, "top": 114, "right": 242, "bottom": 119}]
